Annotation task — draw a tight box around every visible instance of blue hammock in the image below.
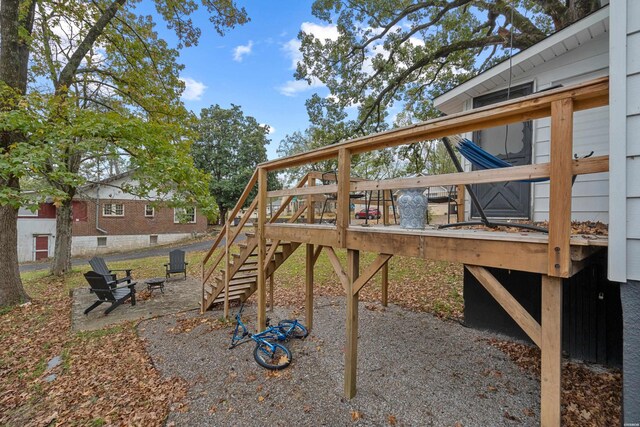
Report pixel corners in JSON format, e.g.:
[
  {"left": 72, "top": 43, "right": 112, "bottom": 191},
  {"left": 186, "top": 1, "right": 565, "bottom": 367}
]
[{"left": 455, "top": 138, "right": 548, "bottom": 183}]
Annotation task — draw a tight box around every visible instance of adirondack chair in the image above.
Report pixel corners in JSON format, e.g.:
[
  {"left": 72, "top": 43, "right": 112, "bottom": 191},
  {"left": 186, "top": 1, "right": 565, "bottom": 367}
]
[
  {"left": 88, "top": 257, "right": 133, "bottom": 285},
  {"left": 164, "top": 249, "right": 188, "bottom": 280},
  {"left": 83, "top": 271, "right": 137, "bottom": 315}
]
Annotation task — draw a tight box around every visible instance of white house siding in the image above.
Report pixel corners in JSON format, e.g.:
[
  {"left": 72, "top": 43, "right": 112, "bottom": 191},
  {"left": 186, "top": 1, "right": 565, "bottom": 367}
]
[
  {"left": 456, "top": 31, "right": 610, "bottom": 223},
  {"left": 17, "top": 219, "right": 56, "bottom": 262},
  {"left": 71, "top": 233, "right": 192, "bottom": 257}
]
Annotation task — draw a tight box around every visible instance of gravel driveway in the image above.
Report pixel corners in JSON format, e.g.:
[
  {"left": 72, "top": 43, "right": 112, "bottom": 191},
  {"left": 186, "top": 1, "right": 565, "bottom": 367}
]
[{"left": 139, "top": 297, "right": 540, "bottom": 426}]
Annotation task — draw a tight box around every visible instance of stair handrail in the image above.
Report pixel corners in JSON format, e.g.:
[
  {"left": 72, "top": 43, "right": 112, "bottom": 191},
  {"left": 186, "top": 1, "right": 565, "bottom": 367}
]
[{"left": 201, "top": 171, "right": 312, "bottom": 311}]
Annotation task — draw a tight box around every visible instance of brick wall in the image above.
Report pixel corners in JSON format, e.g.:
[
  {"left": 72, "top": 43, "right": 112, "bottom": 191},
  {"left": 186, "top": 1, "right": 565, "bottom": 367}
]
[{"left": 72, "top": 199, "right": 207, "bottom": 236}]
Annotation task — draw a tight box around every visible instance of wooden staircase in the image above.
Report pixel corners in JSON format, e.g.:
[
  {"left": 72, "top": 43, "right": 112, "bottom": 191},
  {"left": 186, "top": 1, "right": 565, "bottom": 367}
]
[
  {"left": 202, "top": 234, "right": 301, "bottom": 309},
  {"left": 200, "top": 172, "right": 310, "bottom": 314}
]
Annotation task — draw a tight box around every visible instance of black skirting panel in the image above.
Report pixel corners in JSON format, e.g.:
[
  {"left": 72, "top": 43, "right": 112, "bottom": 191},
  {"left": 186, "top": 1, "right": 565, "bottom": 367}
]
[{"left": 463, "top": 254, "right": 622, "bottom": 367}]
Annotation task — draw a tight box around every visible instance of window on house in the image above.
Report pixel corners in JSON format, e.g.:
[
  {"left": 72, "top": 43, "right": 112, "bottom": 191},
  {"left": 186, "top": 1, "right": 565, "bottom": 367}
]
[
  {"left": 97, "top": 236, "right": 107, "bottom": 247},
  {"left": 150, "top": 235, "right": 158, "bottom": 245},
  {"left": 145, "top": 205, "right": 155, "bottom": 217},
  {"left": 103, "top": 203, "right": 124, "bottom": 217},
  {"left": 174, "top": 207, "right": 196, "bottom": 223},
  {"left": 18, "top": 207, "right": 38, "bottom": 217}
]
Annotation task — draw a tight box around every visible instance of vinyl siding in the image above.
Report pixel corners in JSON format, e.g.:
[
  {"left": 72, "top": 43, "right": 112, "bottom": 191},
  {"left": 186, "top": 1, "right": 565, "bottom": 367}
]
[{"left": 458, "top": 31, "right": 610, "bottom": 223}]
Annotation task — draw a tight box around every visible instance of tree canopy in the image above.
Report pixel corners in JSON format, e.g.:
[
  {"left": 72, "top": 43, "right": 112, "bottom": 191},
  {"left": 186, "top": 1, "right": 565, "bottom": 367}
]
[
  {"left": 295, "top": 0, "right": 602, "bottom": 134},
  {"left": 0, "top": 0, "right": 248, "bottom": 302},
  {"left": 192, "top": 104, "right": 278, "bottom": 223}
]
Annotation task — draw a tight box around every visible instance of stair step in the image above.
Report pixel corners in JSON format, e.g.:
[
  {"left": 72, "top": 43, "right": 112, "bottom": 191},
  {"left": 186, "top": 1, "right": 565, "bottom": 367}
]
[
  {"left": 213, "top": 294, "right": 243, "bottom": 304},
  {"left": 215, "top": 276, "right": 257, "bottom": 286}
]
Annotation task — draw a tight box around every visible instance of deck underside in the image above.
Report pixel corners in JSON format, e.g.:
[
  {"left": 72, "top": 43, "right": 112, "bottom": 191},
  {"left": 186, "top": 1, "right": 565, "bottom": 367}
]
[{"left": 265, "top": 223, "right": 607, "bottom": 277}]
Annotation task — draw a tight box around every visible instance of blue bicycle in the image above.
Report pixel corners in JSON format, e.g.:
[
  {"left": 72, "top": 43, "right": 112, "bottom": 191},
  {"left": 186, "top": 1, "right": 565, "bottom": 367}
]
[{"left": 229, "top": 305, "right": 308, "bottom": 370}]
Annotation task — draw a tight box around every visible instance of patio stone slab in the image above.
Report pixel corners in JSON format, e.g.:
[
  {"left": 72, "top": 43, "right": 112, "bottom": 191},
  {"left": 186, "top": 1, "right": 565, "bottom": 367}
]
[{"left": 71, "top": 277, "right": 201, "bottom": 331}]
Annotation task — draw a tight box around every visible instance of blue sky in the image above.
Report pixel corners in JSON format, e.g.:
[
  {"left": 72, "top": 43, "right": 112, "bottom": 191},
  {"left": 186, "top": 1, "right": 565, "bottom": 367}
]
[{"left": 143, "top": 1, "right": 332, "bottom": 160}]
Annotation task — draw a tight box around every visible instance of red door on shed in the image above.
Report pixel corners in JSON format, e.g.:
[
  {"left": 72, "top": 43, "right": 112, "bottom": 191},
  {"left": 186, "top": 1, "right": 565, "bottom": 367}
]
[{"left": 34, "top": 235, "right": 49, "bottom": 260}]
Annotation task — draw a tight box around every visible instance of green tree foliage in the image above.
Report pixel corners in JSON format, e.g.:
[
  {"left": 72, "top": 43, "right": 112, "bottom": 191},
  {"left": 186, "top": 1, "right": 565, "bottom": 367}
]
[
  {"left": 0, "top": 0, "right": 248, "bottom": 301},
  {"left": 296, "top": 0, "right": 601, "bottom": 133},
  {"left": 192, "top": 104, "right": 277, "bottom": 224}
]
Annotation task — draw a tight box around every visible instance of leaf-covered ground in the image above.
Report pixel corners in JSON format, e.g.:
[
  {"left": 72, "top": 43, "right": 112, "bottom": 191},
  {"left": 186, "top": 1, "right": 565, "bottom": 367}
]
[
  {"left": 1, "top": 241, "right": 621, "bottom": 425},
  {"left": 0, "top": 259, "right": 193, "bottom": 426}
]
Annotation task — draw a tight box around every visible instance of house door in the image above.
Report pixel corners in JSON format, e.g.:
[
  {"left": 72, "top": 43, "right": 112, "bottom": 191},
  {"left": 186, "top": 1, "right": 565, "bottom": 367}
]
[
  {"left": 34, "top": 235, "right": 49, "bottom": 260},
  {"left": 471, "top": 83, "right": 533, "bottom": 219}
]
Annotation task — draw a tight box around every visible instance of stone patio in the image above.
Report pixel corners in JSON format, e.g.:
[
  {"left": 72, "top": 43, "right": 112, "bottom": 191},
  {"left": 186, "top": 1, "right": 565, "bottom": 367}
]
[{"left": 71, "top": 276, "right": 201, "bottom": 331}]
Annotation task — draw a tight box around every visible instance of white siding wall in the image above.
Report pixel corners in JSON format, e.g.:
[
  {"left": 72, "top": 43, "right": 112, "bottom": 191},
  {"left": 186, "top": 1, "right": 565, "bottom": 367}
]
[
  {"left": 460, "top": 32, "right": 610, "bottom": 223},
  {"left": 609, "top": 0, "right": 640, "bottom": 282},
  {"left": 72, "top": 233, "right": 192, "bottom": 257},
  {"left": 624, "top": 1, "right": 640, "bottom": 281},
  {"left": 17, "top": 219, "right": 56, "bottom": 262}
]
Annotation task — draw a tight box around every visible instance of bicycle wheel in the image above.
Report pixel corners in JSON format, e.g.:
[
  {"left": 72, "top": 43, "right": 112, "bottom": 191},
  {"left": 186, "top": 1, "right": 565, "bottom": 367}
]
[
  {"left": 278, "top": 320, "right": 308, "bottom": 339},
  {"left": 253, "top": 341, "right": 291, "bottom": 370}
]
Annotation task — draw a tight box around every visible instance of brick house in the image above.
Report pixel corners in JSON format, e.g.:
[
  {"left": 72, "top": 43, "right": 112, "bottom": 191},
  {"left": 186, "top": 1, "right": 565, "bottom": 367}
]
[{"left": 17, "top": 171, "right": 207, "bottom": 262}]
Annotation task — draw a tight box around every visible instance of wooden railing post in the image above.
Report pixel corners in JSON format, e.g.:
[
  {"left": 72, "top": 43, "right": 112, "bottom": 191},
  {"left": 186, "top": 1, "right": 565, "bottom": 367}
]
[
  {"left": 257, "top": 168, "right": 268, "bottom": 331},
  {"left": 337, "top": 148, "right": 351, "bottom": 248},
  {"left": 548, "top": 98, "right": 574, "bottom": 277}
]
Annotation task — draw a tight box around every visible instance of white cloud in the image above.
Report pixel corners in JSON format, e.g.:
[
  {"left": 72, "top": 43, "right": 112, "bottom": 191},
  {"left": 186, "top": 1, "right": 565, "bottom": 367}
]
[
  {"left": 260, "top": 124, "right": 275, "bottom": 134},
  {"left": 300, "top": 22, "right": 339, "bottom": 41},
  {"left": 282, "top": 39, "right": 302, "bottom": 70},
  {"left": 278, "top": 77, "right": 324, "bottom": 97},
  {"left": 233, "top": 40, "right": 254, "bottom": 62},
  {"left": 180, "top": 78, "right": 207, "bottom": 101}
]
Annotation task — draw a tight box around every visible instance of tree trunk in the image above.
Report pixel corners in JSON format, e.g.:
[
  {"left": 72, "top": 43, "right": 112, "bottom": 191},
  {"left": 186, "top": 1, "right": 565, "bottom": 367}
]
[
  {"left": 0, "top": 0, "right": 33, "bottom": 306},
  {"left": 0, "top": 198, "right": 29, "bottom": 305},
  {"left": 50, "top": 199, "right": 74, "bottom": 276},
  {"left": 219, "top": 206, "right": 228, "bottom": 226}
]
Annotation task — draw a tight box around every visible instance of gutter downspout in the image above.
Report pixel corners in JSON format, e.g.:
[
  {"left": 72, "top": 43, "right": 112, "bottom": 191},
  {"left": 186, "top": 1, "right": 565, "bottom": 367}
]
[{"left": 95, "top": 181, "right": 107, "bottom": 235}]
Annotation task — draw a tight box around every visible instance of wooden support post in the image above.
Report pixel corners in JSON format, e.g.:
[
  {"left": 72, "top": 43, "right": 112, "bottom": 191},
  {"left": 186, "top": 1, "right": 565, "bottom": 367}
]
[
  {"left": 345, "top": 249, "right": 360, "bottom": 398},
  {"left": 269, "top": 274, "right": 274, "bottom": 312},
  {"left": 306, "top": 243, "right": 314, "bottom": 330},
  {"left": 541, "top": 275, "right": 563, "bottom": 426},
  {"left": 381, "top": 261, "right": 389, "bottom": 307},
  {"left": 548, "top": 98, "right": 574, "bottom": 277},
  {"left": 257, "top": 168, "right": 267, "bottom": 331},
  {"left": 306, "top": 177, "right": 315, "bottom": 330},
  {"left": 337, "top": 148, "right": 351, "bottom": 248},
  {"left": 224, "top": 215, "right": 231, "bottom": 320},
  {"left": 456, "top": 184, "right": 465, "bottom": 223}
]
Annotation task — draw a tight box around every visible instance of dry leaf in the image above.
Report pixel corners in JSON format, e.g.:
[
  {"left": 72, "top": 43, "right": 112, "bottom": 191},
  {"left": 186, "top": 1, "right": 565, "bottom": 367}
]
[
  {"left": 351, "top": 410, "right": 362, "bottom": 421},
  {"left": 387, "top": 414, "right": 397, "bottom": 425}
]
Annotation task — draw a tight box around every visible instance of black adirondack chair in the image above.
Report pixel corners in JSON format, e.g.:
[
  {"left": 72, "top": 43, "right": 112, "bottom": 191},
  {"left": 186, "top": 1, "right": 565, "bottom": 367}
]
[
  {"left": 83, "top": 271, "right": 137, "bottom": 315},
  {"left": 88, "top": 256, "right": 133, "bottom": 285},
  {"left": 164, "top": 249, "right": 188, "bottom": 280}
]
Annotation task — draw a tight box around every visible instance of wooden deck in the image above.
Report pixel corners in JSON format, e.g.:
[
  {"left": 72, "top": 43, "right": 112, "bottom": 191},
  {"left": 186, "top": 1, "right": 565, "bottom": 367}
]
[
  {"left": 266, "top": 222, "right": 606, "bottom": 276},
  {"left": 200, "top": 77, "right": 611, "bottom": 427}
]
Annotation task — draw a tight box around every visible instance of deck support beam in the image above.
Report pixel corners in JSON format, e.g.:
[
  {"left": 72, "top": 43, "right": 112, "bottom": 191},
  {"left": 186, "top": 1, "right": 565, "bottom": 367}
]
[
  {"left": 345, "top": 249, "right": 360, "bottom": 398},
  {"left": 257, "top": 168, "right": 267, "bottom": 331},
  {"left": 353, "top": 254, "right": 392, "bottom": 295},
  {"left": 541, "top": 275, "right": 563, "bottom": 427},
  {"left": 381, "top": 262, "right": 389, "bottom": 307},
  {"left": 306, "top": 177, "right": 315, "bottom": 330},
  {"left": 224, "top": 213, "right": 231, "bottom": 320},
  {"left": 466, "top": 265, "right": 541, "bottom": 347},
  {"left": 306, "top": 244, "right": 314, "bottom": 330}
]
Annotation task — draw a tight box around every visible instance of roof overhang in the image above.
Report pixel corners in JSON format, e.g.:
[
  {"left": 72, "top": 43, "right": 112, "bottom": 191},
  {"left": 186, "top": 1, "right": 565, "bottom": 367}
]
[{"left": 433, "top": 6, "right": 609, "bottom": 115}]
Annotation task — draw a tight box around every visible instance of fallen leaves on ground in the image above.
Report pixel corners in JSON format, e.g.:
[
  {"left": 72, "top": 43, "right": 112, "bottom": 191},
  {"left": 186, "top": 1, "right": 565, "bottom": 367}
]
[
  {"left": 486, "top": 338, "right": 621, "bottom": 426},
  {"left": 0, "top": 278, "right": 187, "bottom": 426}
]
